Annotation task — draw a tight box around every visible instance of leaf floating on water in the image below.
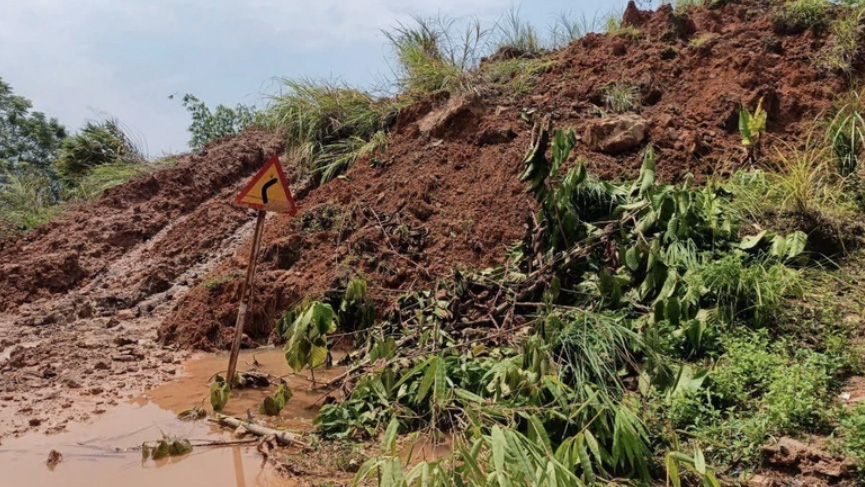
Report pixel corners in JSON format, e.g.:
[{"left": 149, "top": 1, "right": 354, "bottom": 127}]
[
  {"left": 151, "top": 440, "right": 171, "bottom": 460},
  {"left": 169, "top": 439, "right": 193, "bottom": 456},
  {"left": 177, "top": 406, "right": 206, "bottom": 421},
  {"left": 142, "top": 438, "right": 194, "bottom": 461}
]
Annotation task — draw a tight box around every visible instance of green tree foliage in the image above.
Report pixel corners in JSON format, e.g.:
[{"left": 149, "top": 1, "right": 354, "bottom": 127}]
[
  {"left": 174, "top": 94, "right": 260, "bottom": 150},
  {"left": 0, "top": 76, "right": 67, "bottom": 178},
  {"left": 54, "top": 120, "right": 143, "bottom": 185}
]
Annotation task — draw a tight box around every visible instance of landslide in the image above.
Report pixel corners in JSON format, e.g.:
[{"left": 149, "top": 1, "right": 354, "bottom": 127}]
[
  {"left": 159, "top": 1, "right": 847, "bottom": 350},
  {"left": 0, "top": 131, "right": 283, "bottom": 313}
]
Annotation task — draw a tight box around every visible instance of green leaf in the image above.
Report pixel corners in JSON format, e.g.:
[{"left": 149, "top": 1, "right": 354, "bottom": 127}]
[
  {"left": 382, "top": 418, "right": 400, "bottom": 455},
  {"left": 168, "top": 439, "right": 192, "bottom": 457},
  {"left": 785, "top": 231, "right": 807, "bottom": 260},
  {"left": 625, "top": 246, "right": 641, "bottom": 272},
  {"left": 491, "top": 426, "right": 506, "bottom": 472},
  {"left": 739, "top": 230, "right": 769, "bottom": 250},
  {"left": 694, "top": 446, "right": 706, "bottom": 475},
  {"left": 210, "top": 381, "right": 230, "bottom": 412},
  {"left": 666, "top": 453, "right": 681, "bottom": 487}
]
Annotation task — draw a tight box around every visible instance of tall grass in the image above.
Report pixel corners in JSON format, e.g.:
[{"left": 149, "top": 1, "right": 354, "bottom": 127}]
[
  {"left": 71, "top": 156, "right": 178, "bottom": 201},
  {"left": 495, "top": 7, "right": 541, "bottom": 54},
  {"left": 266, "top": 79, "right": 398, "bottom": 183},
  {"left": 768, "top": 141, "right": 845, "bottom": 214},
  {"left": 603, "top": 83, "right": 641, "bottom": 113},
  {"left": 773, "top": 0, "right": 831, "bottom": 34},
  {"left": 384, "top": 16, "right": 488, "bottom": 96},
  {"left": 825, "top": 88, "right": 865, "bottom": 176},
  {"left": 548, "top": 11, "right": 598, "bottom": 48},
  {"left": 0, "top": 168, "right": 58, "bottom": 233}
]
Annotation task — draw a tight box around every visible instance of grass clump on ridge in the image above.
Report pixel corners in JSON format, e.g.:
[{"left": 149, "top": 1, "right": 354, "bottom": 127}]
[
  {"left": 773, "top": 0, "right": 831, "bottom": 34},
  {"left": 603, "top": 82, "right": 641, "bottom": 113},
  {"left": 0, "top": 168, "right": 59, "bottom": 233},
  {"left": 384, "top": 16, "right": 487, "bottom": 97},
  {"left": 815, "top": 4, "right": 865, "bottom": 75},
  {"left": 266, "top": 79, "right": 399, "bottom": 183}
]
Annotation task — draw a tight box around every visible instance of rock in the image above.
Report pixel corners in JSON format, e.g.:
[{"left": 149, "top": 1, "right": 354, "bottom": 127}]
[
  {"left": 476, "top": 127, "right": 516, "bottom": 145},
  {"left": 747, "top": 474, "right": 772, "bottom": 487},
  {"left": 764, "top": 437, "right": 853, "bottom": 480},
  {"left": 115, "top": 309, "right": 136, "bottom": 320},
  {"left": 112, "top": 337, "right": 137, "bottom": 346},
  {"left": 89, "top": 386, "right": 104, "bottom": 395},
  {"left": 76, "top": 301, "right": 94, "bottom": 319},
  {"left": 29, "top": 418, "right": 41, "bottom": 426},
  {"left": 104, "top": 318, "right": 120, "bottom": 329},
  {"left": 409, "top": 201, "right": 435, "bottom": 222},
  {"left": 94, "top": 361, "right": 110, "bottom": 370},
  {"left": 583, "top": 114, "right": 648, "bottom": 154},
  {"left": 621, "top": 1, "right": 646, "bottom": 27},
  {"left": 418, "top": 93, "right": 484, "bottom": 139}
]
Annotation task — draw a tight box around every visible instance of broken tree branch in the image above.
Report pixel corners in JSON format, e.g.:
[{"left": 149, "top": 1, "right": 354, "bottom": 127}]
[{"left": 209, "top": 414, "right": 307, "bottom": 448}]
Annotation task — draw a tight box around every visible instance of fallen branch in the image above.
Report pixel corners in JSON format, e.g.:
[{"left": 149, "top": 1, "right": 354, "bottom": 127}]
[{"left": 209, "top": 414, "right": 307, "bottom": 448}]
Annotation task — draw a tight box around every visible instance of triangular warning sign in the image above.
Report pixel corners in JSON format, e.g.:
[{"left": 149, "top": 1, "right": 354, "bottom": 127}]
[{"left": 235, "top": 155, "right": 297, "bottom": 214}]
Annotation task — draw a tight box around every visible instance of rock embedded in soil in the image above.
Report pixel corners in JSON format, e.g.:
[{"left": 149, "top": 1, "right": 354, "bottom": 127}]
[{"left": 583, "top": 114, "right": 649, "bottom": 154}]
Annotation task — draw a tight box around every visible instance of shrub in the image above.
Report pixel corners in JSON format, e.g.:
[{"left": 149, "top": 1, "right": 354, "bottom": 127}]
[
  {"left": 773, "top": 0, "right": 831, "bottom": 34},
  {"left": 54, "top": 120, "right": 143, "bottom": 185},
  {"left": 837, "top": 403, "right": 865, "bottom": 466},
  {"left": 174, "top": 94, "right": 260, "bottom": 150},
  {"left": 266, "top": 79, "right": 397, "bottom": 183}
]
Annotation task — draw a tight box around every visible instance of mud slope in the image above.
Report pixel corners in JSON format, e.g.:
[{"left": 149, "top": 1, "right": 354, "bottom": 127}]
[
  {"left": 161, "top": 1, "right": 850, "bottom": 349},
  {"left": 0, "top": 131, "right": 282, "bottom": 311},
  {"left": 0, "top": 132, "right": 282, "bottom": 435}
]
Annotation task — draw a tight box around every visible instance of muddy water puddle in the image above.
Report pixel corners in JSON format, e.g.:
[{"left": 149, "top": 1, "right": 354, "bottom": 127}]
[{"left": 0, "top": 348, "right": 343, "bottom": 487}]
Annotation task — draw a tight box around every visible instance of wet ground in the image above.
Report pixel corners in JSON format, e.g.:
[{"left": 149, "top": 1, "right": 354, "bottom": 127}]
[{"left": 0, "top": 348, "right": 342, "bottom": 487}]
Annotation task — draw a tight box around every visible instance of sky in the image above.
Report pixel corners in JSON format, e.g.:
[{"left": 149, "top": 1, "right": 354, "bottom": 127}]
[{"left": 0, "top": 0, "right": 638, "bottom": 155}]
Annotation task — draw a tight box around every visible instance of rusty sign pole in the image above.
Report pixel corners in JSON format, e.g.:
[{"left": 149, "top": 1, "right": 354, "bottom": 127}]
[{"left": 226, "top": 209, "right": 266, "bottom": 385}]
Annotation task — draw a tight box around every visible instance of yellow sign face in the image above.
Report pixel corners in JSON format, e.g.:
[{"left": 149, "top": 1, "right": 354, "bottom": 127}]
[{"left": 235, "top": 155, "right": 297, "bottom": 214}]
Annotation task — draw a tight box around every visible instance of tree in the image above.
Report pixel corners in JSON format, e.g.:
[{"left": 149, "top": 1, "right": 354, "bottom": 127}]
[
  {"left": 0, "top": 76, "right": 66, "bottom": 179},
  {"left": 172, "top": 93, "right": 260, "bottom": 150}
]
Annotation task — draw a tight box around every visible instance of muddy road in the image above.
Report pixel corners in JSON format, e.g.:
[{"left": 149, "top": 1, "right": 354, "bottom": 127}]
[{"left": 0, "top": 348, "right": 346, "bottom": 487}]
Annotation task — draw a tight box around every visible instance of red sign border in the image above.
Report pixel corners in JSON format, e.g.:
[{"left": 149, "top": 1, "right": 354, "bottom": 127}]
[{"left": 235, "top": 155, "right": 297, "bottom": 214}]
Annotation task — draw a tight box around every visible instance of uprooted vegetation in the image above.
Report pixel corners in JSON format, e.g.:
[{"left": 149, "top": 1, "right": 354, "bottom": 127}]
[
  {"left": 266, "top": 121, "right": 863, "bottom": 486},
  {"left": 6, "top": 0, "right": 865, "bottom": 485}
]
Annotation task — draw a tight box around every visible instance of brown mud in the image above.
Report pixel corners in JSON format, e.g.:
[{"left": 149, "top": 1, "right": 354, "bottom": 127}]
[{"left": 0, "top": 348, "right": 344, "bottom": 487}]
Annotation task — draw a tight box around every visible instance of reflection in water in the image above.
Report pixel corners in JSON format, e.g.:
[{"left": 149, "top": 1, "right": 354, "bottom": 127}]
[{"left": 0, "top": 348, "right": 338, "bottom": 487}]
